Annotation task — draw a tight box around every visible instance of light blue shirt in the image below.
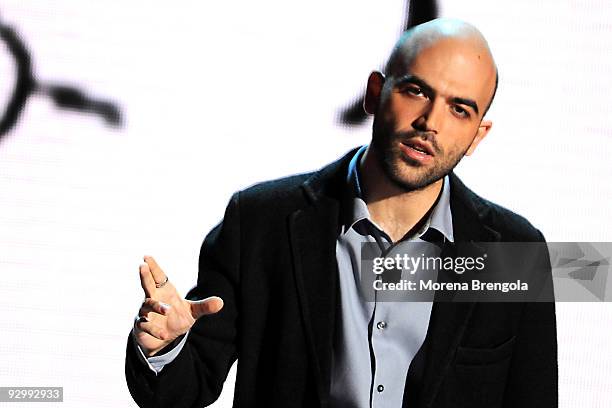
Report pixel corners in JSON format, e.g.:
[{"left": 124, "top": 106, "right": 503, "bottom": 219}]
[{"left": 330, "top": 146, "right": 453, "bottom": 407}]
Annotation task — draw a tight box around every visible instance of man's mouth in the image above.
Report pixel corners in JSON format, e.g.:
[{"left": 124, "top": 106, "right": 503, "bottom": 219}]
[
  {"left": 407, "top": 145, "right": 429, "bottom": 154},
  {"left": 401, "top": 139, "right": 434, "bottom": 156}
]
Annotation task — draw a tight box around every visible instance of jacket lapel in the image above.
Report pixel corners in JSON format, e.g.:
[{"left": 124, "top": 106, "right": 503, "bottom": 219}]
[
  {"left": 289, "top": 203, "right": 338, "bottom": 408},
  {"left": 288, "top": 149, "right": 357, "bottom": 407},
  {"left": 415, "top": 172, "right": 502, "bottom": 407}
]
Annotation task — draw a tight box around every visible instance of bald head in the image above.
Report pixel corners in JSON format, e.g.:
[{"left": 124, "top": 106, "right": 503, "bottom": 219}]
[{"left": 384, "top": 18, "right": 498, "bottom": 116}]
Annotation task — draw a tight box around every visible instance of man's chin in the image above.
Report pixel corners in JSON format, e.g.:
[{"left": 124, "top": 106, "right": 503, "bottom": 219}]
[
  {"left": 388, "top": 159, "right": 448, "bottom": 190},
  {"left": 386, "top": 170, "right": 436, "bottom": 192},
  {"left": 378, "top": 149, "right": 445, "bottom": 191}
]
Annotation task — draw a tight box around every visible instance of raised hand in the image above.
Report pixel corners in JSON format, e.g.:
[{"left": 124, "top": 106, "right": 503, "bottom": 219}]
[{"left": 132, "top": 255, "right": 224, "bottom": 356}]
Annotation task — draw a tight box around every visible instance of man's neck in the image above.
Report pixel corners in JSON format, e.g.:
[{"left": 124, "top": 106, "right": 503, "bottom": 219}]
[{"left": 359, "top": 145, "right": 444, "bottom": 242}]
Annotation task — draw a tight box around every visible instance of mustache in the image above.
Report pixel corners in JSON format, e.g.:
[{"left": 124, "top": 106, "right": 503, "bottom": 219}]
[{"left": 393, "top": 130, "right": 440, "bottom": 153}]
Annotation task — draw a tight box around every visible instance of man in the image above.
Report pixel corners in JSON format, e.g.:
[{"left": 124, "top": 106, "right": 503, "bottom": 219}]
[{"left": 126, "top": 18, "right": 557, "bottom": 408}]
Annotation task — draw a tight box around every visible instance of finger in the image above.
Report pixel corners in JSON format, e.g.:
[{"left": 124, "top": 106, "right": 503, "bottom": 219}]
[
  {"left": 135, "top": 317, "right": 169, "bottom": 341},
  {"left": 138, "top": 298, "right": 171, "bottom": 317},
  {"left": 189, "top": 296, "right": 224, "bottom": 319},
  {"left": 139, "top": 263, "right": 156, "bottom": 298},
  {"left": 144, "top": 255, "right": 167, "bottom": 286}
]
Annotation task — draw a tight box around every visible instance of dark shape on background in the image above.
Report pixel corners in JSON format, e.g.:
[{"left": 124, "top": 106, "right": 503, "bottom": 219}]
[
  {"left": 403, "top": 0, "right": 439, "bottom": 28},
  {"left": 337, "top": 0, "right": 439, "bottom": 126},
  {"left": 0, "top": 14, "right": 123, "bottom": 142},
  {"left": 39, "top": 84, "right": 122, "bottom": 126},
  {"left": 0, "top": 20, "right": 35, "bottom": 136}
]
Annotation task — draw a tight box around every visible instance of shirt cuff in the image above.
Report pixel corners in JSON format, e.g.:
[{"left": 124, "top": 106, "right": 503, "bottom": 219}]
[{"left": 131, "top": 327, "right": 189, "bottom": 375}]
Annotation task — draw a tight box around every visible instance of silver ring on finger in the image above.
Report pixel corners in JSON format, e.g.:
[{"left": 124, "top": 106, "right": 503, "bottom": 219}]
[{"left": 155, "top": 275, "right": 169, "bottom": 288}]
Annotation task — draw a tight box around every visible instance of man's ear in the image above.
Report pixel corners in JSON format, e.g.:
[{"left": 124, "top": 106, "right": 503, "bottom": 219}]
[
  {"left": 465, "top": 120, "right": 492, "bottom": 156},
  {"left": 363, "top": 71, "right": 385, "bottom": 115}
]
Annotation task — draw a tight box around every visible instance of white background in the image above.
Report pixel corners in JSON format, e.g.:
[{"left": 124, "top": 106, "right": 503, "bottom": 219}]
[{"left": 0, "top": 1, "right": 610, "bottom": 407}]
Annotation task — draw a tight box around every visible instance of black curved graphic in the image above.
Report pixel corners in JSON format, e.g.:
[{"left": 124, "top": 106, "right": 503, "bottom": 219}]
[
  {"left": 0, "top": 21, "right": 35, "bottom": 136},
  {"left": 0, "top": 13, "right": 123, "bottom": 142}
]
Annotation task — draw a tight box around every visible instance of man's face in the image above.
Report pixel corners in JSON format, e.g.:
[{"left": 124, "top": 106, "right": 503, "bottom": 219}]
[{"left": 369, "top": 38, "right": 496, "bottom": 191}]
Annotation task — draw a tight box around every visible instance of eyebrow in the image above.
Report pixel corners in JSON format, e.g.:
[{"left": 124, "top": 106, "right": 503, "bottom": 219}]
[{"left": 395, "top": 74, "right": 480, "bottom": 115}]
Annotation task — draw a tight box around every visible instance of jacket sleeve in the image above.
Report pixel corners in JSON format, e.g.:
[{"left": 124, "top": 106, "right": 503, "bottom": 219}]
[
  {"left": 125, "top": 192, "right": 241, "bottom": 408},
  {"left": 503, "top": 230, "right": 558, "bottom": 407}
]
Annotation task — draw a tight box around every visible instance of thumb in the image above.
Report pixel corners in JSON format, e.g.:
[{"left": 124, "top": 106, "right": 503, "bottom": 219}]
[{"left": 188, "top": 296, "right": 224, "bottom": 319}]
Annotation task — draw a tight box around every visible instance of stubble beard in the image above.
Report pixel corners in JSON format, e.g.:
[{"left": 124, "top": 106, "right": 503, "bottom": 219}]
[{"left": 371, "top": 115, "right": 468, "bottom": 192}]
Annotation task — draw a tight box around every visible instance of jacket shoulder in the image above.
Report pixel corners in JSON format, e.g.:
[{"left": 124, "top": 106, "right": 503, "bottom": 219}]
[
  {"left": 450, "top": 173, "right": 545, "bottom": 242},
  {"left": 473, "top": 192, "right": 544, "bottom": 242},
  {"left": 239, "top": 172, "right": 314, "bottom": 206},
  {"left": 235, "top": 148, "right": 358, "bottom": 211}
]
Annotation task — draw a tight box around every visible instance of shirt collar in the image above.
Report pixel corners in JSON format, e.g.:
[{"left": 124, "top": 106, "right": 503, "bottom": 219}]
[{"left": 342, "top": 145, "right": 454, "bottom": 242}]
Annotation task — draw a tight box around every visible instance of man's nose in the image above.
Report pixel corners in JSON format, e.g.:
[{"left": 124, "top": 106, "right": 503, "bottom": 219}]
[{"left": 412, "top": 98, "right": 443, "bottom": 134}]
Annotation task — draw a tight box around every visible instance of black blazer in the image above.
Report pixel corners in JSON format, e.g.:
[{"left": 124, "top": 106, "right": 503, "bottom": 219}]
[{"left": 125, "top": 148, "right": 557, "bottom": 408}]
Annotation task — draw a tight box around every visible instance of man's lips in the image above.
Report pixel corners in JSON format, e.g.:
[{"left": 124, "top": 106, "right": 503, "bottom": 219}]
[{"left": 400, "top": 139, "right": 435, "bottom": 156}]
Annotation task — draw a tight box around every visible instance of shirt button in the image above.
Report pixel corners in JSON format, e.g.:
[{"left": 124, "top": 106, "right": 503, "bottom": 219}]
[
  {"left": 377, "top": 384, "right": 384, "bottom": 393},
  {"left": 377, "top": 321, "right": 387, "bottom": 330}
]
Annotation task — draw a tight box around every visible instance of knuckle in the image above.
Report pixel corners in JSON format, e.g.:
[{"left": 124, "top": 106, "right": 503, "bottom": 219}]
[{"left": 158, "top": 330, "right": 167, "bottom": 341}]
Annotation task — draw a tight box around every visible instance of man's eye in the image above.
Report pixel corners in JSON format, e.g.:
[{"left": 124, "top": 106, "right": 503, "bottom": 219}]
[
  {"left": 402, "top": 86, "right": 424, "bottom": 96},
  {"left": 452, "top": 105, "right": 469, "bottom": 118}
]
